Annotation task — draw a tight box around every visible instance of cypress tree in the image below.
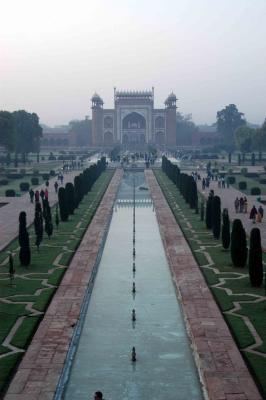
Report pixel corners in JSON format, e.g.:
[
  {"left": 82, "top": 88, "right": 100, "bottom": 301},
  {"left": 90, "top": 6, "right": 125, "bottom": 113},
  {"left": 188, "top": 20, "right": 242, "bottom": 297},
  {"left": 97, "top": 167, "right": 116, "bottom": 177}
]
[
  {"left": 189, "top": 179, "right": 198, "bottom": 209},
  {"left": 200, "top": 201, "right": 204, "bottom": 221},
  {"left": 34, "top": 202, "right": 43, "bottom": 250},
  {"left": 44, "top": 201, "right": 53, "bottom": 239},
  {"left": 18, "top": 211, "right": 31, "bottom": 266},
  {"left": 212, "top": 196, "right": 221, "bottom": 239},
  {"left": 248, "top": 228, "right": 263, "bottom": 287},
  {"left": 55, "top": 205, "right": 59, "bottom": 229},
  {"left": 58, "top": 187, "right": 68, "bottom": 221},
  {"left": 221, "top": 208, "right": 230, "bottom": 250},
  {"left": 205, "top": 194, "right": 213, "bottom": 229},
  {"left": 65, "top": 182, "right": 75, "bottom": 215},
  {"left": 231, "top": 219, "right": 247, "bottom": 267}
]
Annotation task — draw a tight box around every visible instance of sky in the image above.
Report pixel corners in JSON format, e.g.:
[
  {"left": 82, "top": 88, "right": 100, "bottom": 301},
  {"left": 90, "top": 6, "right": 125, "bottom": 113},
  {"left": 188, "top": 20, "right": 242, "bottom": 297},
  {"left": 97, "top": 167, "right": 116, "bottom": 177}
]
[{"left": 1, "top": 0, "right": 266, "bottom": 127}]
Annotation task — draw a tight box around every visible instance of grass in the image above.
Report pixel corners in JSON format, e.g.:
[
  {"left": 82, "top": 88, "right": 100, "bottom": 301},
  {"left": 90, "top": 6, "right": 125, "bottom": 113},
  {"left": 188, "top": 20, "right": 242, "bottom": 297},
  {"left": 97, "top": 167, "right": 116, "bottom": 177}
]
[
  {"left": 0, "top": 169, "right": 114, "bottom": 396},
  {"left": 154, "top": 169, "right": 266, "bottom": 398},
  {"left": 230, "top": 173, "right": 266, "bottom": 196}
]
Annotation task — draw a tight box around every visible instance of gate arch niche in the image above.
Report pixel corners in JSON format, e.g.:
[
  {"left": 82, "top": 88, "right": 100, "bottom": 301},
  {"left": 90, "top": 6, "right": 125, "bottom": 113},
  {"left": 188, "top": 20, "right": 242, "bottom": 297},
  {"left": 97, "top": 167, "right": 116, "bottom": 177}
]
[
  {"left": 155, "top": 116, "right": 165, "bottom": 129},
  {"left": 122, "top": 112, "right": 146, "bottom": 129},
  {"left": 104, "top": 131, "right": 113, "bottom": 146},
  {"left": 155, "top": 131, "right": 165, "bottom": 145}
]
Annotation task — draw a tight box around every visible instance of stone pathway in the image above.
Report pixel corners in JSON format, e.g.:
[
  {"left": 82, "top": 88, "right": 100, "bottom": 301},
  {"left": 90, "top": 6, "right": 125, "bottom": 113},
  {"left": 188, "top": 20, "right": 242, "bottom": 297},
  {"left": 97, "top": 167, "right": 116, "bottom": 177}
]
[
  {"left": 146, "top": 170, "right": 262, "bottom": 400},
  {"left": 4, "top": 169, "right": 123, "bottom": 400}
]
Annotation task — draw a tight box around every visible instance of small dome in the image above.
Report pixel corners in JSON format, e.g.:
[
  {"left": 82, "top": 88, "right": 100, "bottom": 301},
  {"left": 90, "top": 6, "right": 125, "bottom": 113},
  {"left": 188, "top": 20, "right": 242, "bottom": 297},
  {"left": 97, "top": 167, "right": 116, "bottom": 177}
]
[
  {"left": 91, "top": 92, "right": 103, "bottom": 102},
  {"left": 167, "top": 92, "right": 177, "bottom": 101}
]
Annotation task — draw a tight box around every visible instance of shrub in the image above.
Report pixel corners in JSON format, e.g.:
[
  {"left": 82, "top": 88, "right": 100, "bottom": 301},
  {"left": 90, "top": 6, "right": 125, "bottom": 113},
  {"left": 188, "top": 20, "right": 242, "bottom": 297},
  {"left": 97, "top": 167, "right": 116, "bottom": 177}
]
[
  {"left": 248, "top": 228, "right": 263, "bottom": 287},
  {"left": 0, "top": 179, "right": 9, "bottom": 186},
  {"left": 31, "top": 177, "right": 39, "bottom": 185},
  {"left": 18, "top": 211, "right": 31, "bottom": 266},
  {"left": 5, "top": 189, "right": 16, "bottom": 197},
  {"left": 259, "top": 179, "right": 266, "bottom": 184},
  {"left": 33, "top": 169, "right": 39, "bottom": 175},
  {"left": 212, "top": 196, "right": 221, "bottom": 239},
  {"left": 65, "top": 182, "right": 75, "bottom": 214},
  {"left": 238, "top": 181, "right": 247, "bottom": 190},
  {"left": 6, "top": 173, "right": 23, "bottom": 179},
  {"left": 50, "top": 170, "right": 56, "bottom": 176},
  {"left": 231, "top": 219, "right": 247, "bottom": 267},
  {"left": 205, "top": 194, "right": 213, "bottom": 229},
  {"left": 227, "top": 176, "right": 235, "bottom": 184},
  {"left": 222, "top": 209, "right": 230, "bottom": 249},
  {"left": 20, "top": 182, "right": 30, "bottom": 191},
  {"left": 58, "top": 187, "right": 68, "bottom": 221},
  {"left": 20, "top": 169, "right": 26, "bottom": 175},
  {"left": 42, "top": 173, "right": 50, "bottom": 181},
  {"left": 241, "top": 168, "right": 247, "bottom": 175},
  {"left": 251, "top": 187, "right": 261, "bottom": 195},
  {"left": 228, "top": 168, "right": 233, "bottom": 174}
]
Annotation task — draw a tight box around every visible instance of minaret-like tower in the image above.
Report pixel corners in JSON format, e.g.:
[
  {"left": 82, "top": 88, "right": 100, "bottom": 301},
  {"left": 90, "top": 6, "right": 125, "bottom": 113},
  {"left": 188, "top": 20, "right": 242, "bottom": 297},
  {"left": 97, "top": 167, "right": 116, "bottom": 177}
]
[
  {"left": 165, "top": 92, "right": 177, "bottom": 147},
  {"left": 91, "top": 93, "right": 104, "bottom": 147}
]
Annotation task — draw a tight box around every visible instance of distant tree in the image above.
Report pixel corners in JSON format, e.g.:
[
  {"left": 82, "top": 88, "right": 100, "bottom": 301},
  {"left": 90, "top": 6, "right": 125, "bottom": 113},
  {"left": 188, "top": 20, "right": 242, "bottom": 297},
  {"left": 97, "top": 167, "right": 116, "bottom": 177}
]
[
  {"left": 69, "top": 118, "right": 92, "bottom": 146},
  {"left": 212, "top": 196, "right": 221, "bottom": 239},
  {"left": 217, "top": 104, "right": 246, "bottom": 150},
  {"left": 231, "top": 219, "right": 247, "bottom": 267},
  {"left": 221, "top": 208, "right": 230, "bottom": 249},
  {"left": 58, "top": 187, "right": 68, "bottom": 221},
  {"left": 176, "top": 113, "right": 198, "bottom": 146},
  {"left": 251, "top": 152, "right": 255, "bottom": 166},
  {"left": 234, "top": 126, "right": 254, "bottom": 152},
  {"left": 18, "top": 211, "right": 31, "bottom": 266},
  {"left": 248, "top": 228, "right": 263, "bottom": 287},
  {"left": 34, "top": 203, "right": 43, "bottom": 250},
  {"left": 0, "top": 111, "right": 14, "bottom": 151}
]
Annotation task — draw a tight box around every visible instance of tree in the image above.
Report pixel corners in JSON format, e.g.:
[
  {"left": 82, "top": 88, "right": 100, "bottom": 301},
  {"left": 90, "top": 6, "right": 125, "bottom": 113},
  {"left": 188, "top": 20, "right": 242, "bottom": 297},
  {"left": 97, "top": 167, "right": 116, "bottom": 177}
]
[
  {"left": 58, "top": 187, "right": 68, "bottom": 221},
  {"left": 205, "top": 194, "right": 213, "bottom": 229},
  {"left": 55, "top": 205, "right": 59, "bottom": 229},
  {"left": 18, "top": 211, "right": 31, "bottom": 266},
  {"left": 43, "top": 200, "right": 53, "bottom": 239},
  {"left": 0, "top": 111, "right": 14, "bottom": 150},
  {"left": 231, "top": 219, "right": 247, "bottom": 267},
  {"left": 248, "top": 228, "right": 263, "bottom": 287},
  {"left": 69, "top": 118, "right": 92, "bottom": 146},
  {"left": 65, "top": 182, "right": 75, "bottom": 214},
  {"left": 74, "top": 175, "right": 83, "bottom": 207},
  {"left": 200, "top": 202, "right": 204, "bottom": 221},
  {"left": 251, "top": 152, "right": 255, "bottom": 166},
  {"left": 234, "top": 126, "right": 254, "bottom": 152},
  {"left": 176, "top": 113, "right": 198, "bottom": 146},
  {"left": 189, "top": 178, "right": 198, "bottom": 209},
  {"left": 34, "top": 203, "right": 43, "bottom": 250},
  {"left": 221, "top": 208, "right": 230, "bottom": 249},
  {"left": 217, "top": 104, "right": 246, "bottom": 150},
  {"left": 212, "top": 196, "right": 221, "bottom": 239}
]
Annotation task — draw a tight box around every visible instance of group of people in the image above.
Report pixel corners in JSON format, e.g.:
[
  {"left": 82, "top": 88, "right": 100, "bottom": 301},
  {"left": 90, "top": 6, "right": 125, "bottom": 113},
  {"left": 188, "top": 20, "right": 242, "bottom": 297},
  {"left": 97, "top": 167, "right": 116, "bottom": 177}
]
[
  {"left": 249, "top": 205, "right": 264, "bottom": 223},
  {"left": 234, "top": 196, "right": 248, "bottom": 213},
  {"left": 29, "top": 187, "right": 49, "bottom": 203}
]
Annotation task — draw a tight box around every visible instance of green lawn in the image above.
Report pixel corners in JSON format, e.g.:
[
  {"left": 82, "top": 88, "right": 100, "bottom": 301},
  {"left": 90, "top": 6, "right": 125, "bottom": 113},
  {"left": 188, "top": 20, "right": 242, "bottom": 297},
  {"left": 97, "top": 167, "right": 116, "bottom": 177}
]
[
  {"left": 0, "top": 169, "right": 114, "bottom": 396},
  {"left": 154, "top": 169, "right": 266, "bottom": 398},
  {"left": 230, "top": 173, "right": 266, "bottom": 195}
]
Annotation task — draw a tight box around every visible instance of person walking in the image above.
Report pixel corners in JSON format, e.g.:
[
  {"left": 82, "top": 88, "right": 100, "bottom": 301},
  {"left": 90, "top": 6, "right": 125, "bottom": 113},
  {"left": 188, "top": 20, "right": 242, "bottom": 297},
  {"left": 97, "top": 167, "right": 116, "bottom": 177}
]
[
  {"left": 250, "top": 205, "right": 257, "bottom": 223},
  {"left": 54, "top": 181, "right": 59, "bottom": 193},
  {"left": 239, "top": 197, "right": 244, "bottom": 213},
  {"left": 29, "top": 188, "right": 34, "bottom": 203},
  {"left": 221, "top": 177, "right": 225, "bottom": 188},
  {"left": 44, "top": 188, "right": 49, "bottom": 200},
  {"left": 243, "top": 197, "right": 248, "bottom": 213},
  {"left": 258, "top": 205, "right": 264, "bottom": 222},
  {"left": 202, "top": 178, "right": 206, "bottom": 190},
  {"left": 35, "top": 190, "right": 40, "bottom": 203},
  {"left": 234, "top": 197, "right": 239, "bottom": 213}
]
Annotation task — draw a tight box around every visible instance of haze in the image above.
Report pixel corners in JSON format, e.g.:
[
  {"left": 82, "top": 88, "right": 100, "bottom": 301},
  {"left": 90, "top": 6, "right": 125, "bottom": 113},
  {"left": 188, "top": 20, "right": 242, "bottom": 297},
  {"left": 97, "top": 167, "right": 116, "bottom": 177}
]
[{"left": 1, "top": 0, "right": 266, "bottom": 126}]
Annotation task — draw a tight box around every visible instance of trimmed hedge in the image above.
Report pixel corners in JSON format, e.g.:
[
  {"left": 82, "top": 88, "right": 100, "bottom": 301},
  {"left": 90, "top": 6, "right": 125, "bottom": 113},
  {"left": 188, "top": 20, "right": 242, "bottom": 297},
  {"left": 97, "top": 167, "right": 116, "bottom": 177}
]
[
  {"left": 251, "top": 187, "right": 261, "bottom": 195},
  {"left": 20, "top": 182, "right": 30, "bottom": 191},
  {"left": 244, "top": 172, "right": 259, "bottom": 178},
  {"left": 6, "top": 173, "right": 23, "bottom": 179},
  {"left": 259, "top": 179, "right": 266, "bottom": 184},
  {"left": 5, "top": 189, "right": 16, "bottom": 197},
  {"left": 0, "top": 179, "right": 9, "bottom": 186},
  {"left": 241, "top": 168, "right": 247, "bottom": 175},
  {"left": 50, "top": 170, "right": 56, "bottom": 176},
  {"left": 42, "top": 174, "right": 50, "bottom": 181},
  {"left": 31, "top": 177, "right": 39, "bottom": 185},
  {"left": 227, "top": 176, "right": 235, "bottom": 184},
  {"left": 33, "top": 169, "right": 39, "bottom": 175},
  {"left": 239, "top": 181, "right": 247, "bottom": 190}
]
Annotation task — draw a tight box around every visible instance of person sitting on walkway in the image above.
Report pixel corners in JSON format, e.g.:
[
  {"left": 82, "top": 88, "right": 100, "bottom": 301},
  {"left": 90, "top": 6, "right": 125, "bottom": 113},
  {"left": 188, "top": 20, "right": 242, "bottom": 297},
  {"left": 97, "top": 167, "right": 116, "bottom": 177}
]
[{"left": 250, "top": 205, "right": 257, "bottom": 223}]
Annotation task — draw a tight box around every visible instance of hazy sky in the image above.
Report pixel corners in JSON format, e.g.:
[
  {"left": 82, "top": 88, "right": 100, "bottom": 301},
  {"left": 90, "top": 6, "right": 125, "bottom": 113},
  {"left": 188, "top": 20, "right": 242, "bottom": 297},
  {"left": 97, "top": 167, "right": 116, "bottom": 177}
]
[{"left": 1, "top": 0, "right": 266, "bottom": 126}]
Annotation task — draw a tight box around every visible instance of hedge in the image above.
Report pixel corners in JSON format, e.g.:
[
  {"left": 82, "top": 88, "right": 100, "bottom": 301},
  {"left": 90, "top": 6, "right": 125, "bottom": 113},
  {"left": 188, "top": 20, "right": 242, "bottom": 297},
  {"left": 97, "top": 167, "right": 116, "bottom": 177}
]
[
  {"left": 42, "top": 174, "right": 50, "bottom": 180},
  {"left": 32, "top": 169, "right": 39, "bottom": 176},
  {"left": 20, "top": 182, "right": 30, "bottom": 191},
  {"left": 6, "top": 173, "right": 23, "bottom": 179},
  {"left": 227, "top": 176, "right": 235, "bottom": 184},
  {"left": 251, "top": 187, "right": 261, "bottom": 195},
  {"left": 259, "top": 179, "right": 266, "bottom": 184},
  {"left": 31, "top": 177, "right": 39, "bottom": 185},
  {"left": 241, "top": 168, "right": 247, "bottom": 175},
  {"left": 0, "top": 179, "right": 9, "bottom": 186},
  {"left": 50, "top": 170, "right": 56, "bottom": 176},
  {"left": 245, "top": 172, "right": 259, "bottom": 178},
  {"left": 5, "top": 189, "right": 16, "bottom": 197},
  {"left": 239, "top": 181, "right": 247, "bottom": 190}
]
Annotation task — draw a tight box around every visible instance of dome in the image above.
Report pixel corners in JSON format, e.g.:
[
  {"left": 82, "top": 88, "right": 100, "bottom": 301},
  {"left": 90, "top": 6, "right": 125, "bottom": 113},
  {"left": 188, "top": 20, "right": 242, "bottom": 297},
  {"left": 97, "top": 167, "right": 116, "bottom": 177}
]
[
  {"left": 167, "top": 92, "right": 177, "bottom": 101},
  {"left": 91, "top": 92, "right": 103, "bottom": 102}
]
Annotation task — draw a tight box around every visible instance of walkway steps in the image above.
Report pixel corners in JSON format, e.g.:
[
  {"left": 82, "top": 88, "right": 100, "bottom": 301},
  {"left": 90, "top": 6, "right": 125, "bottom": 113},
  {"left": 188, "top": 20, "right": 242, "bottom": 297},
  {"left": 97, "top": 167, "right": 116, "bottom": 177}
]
[
  {"left": 3, "top": 169, "right": 123, "bottom": 400},
  {"left": 145, "top": 170, "right": 262, "bottom": 400}
]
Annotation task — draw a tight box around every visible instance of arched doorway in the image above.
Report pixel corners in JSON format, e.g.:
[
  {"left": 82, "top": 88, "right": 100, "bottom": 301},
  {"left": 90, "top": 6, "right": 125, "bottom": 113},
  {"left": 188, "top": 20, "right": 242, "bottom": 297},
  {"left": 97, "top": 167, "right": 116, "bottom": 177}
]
[
  {"left": 104, "top": 131, "right": 113, "bottom": 146},
  {"left": 122, "top": 112, "right": 146, "bottom": 129}
]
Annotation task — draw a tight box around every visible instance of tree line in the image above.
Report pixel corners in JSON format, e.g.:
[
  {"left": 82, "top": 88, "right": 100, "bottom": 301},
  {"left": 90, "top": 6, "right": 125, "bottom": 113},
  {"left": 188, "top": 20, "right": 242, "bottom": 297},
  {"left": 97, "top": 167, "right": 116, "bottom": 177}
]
[
  {"left": 0, "top": 110, "right": 42, "bottom": 164},
  {"left": 162, "top": 156, "right": 264, "bottom": 288}
]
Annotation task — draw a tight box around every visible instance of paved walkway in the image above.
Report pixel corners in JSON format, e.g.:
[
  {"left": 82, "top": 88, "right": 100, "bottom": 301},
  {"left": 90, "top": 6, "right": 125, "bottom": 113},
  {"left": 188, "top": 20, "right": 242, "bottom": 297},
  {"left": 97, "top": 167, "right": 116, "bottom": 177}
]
[
  {"left": 4, "top": 169, "right": 123, "bottom": 400},
  {"left": 196, "top": 174, "right": 266, "bottom": 248},
  {"left": 146, "top": 170, "right": 262, "bottom": 400}
]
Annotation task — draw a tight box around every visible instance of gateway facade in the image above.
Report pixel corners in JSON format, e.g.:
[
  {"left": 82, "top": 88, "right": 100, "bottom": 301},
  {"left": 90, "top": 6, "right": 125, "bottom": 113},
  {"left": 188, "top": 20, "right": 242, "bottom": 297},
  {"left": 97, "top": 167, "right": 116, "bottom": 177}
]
[{"left": 91, "top": 88, "right": 177, "bottom": 148}]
